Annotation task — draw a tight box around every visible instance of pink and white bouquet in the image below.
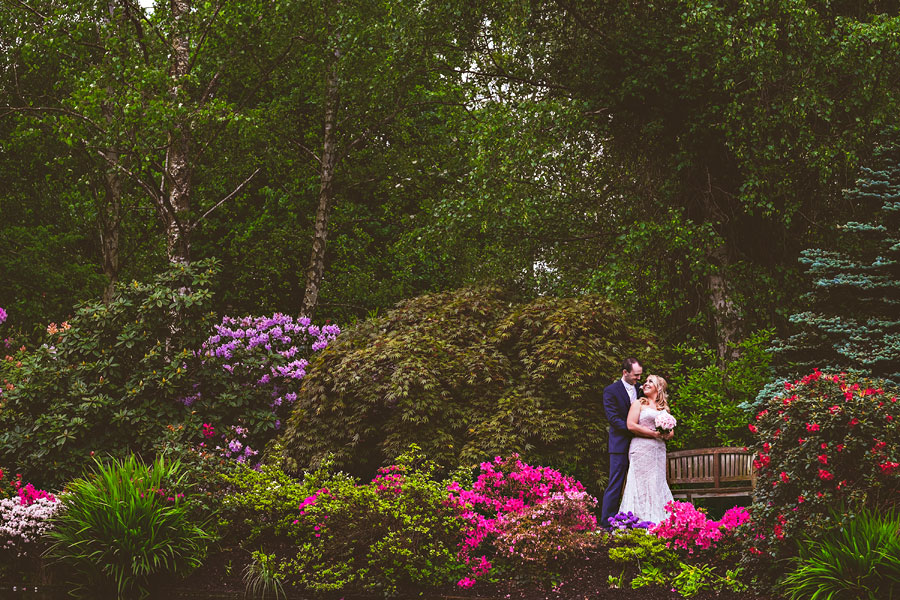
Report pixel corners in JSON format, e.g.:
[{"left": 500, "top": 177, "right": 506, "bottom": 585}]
[{"left": 655, "top": 411, "right": 677, "bottom": 435}]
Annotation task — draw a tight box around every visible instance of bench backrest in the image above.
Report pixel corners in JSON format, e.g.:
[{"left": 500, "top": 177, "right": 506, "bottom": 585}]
[{"left": 666, "top": 447, "right": 754, "bottom": 487}]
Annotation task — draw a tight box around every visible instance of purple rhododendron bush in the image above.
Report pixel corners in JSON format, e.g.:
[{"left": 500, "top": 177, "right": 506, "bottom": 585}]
[
  {"left": 741, "top": 369, "right": 900, "bottom": 583},
  {"left": 0, "top": 261, "right": 338, "bottom": 488}
]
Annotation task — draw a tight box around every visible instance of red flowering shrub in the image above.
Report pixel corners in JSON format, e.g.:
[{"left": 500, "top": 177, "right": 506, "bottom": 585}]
[{"left": 742, "top": 370, "right": 900, "bottom": 574}]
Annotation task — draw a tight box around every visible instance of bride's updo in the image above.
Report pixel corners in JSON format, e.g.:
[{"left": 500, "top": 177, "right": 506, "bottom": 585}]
[{"left": 641, "top": 374, "right": 669, "bottom": 412}]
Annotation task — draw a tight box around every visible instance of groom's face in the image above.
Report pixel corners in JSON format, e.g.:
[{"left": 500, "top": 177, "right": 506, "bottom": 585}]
[{"left": 623, "top": 364, "right": 643, "bottom": 386}]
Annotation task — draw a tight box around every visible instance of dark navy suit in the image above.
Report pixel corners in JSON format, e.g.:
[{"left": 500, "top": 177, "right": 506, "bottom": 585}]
[{"left": 600, "top": 379, "right": 639, "bottom": 528}]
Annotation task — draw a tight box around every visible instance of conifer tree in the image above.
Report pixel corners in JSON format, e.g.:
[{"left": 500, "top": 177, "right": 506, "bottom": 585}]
[{"left": 773, "top": 138, "right": 900, "bottom": 383}]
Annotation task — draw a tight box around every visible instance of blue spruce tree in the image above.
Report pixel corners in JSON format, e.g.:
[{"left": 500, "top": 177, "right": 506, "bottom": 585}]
[{"left": 773, "top": 138, "right": 900, "bottom": 384}]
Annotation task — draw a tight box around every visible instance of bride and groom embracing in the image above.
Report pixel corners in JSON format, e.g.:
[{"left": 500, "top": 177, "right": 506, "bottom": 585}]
[{"left": 600, "top": 357, "right": 676, "bottom": 529}]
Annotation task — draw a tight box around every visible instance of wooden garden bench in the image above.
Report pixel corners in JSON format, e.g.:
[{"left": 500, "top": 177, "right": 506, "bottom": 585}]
[{"left": 666, "top": 447, "right": 756, "bottom": 502}]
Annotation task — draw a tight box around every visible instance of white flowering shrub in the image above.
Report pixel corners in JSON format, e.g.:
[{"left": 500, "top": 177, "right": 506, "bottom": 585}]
[{"left": 0, "top": 496, "right": 59, "bottom": 557}]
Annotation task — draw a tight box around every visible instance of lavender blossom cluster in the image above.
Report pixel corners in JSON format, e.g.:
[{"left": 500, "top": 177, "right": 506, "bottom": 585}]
[
  {"left": 185, "top": 313, "right": 340, "bottom": 451},
  {"left": 194, "top": 313, "right": 340, "bottom": 411},
  {"left": 607, "top": 510, "right": 654, "bottom": 531}
]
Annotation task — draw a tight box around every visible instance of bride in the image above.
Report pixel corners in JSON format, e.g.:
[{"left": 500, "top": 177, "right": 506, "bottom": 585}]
[{"left": 618, "top": 374, "right": 674, "bottom": 524}]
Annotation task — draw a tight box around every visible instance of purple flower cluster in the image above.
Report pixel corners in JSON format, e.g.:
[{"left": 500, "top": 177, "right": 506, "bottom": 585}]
[
  {"left": 215, "top": 425, "right": 258, "bottom": 464},
  {"left": 608, "top": 511, "right": 654, "bottom": 531},
  {"left": 184, "top": 313, "right": 340, "bottom": 449},
  {"left": 0, "top": 307, "right": 7, "bottom": 325},
  {"left": 199, "top": 313, "right": 339, "bottom": 406}
]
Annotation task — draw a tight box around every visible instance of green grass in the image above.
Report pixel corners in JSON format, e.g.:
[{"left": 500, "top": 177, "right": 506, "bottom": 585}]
[{"left": 47, "top": 454, "right": 212, "bottom": 599}]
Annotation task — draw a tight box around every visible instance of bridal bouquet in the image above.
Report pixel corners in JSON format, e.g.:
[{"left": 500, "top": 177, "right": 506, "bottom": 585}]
[{"left": 655, "top": 412, "right": 677, "bottom": 435}]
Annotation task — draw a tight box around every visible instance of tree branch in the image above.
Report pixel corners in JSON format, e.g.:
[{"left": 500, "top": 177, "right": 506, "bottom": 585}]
[
  {"left": 0, "top": 106, "right": 105, "bottom": 132},
  {"left": 193, "top": 167, "right": 261, "bottom": 225},
  {"left": 188, "top": 0, "right": 227, "bottom": 73}
]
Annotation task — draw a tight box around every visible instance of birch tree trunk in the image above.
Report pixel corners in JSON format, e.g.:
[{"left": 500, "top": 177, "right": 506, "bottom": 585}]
[
  {"left": 299, "top": 49, "right": 340, "bottom": 319},
  {"left": 163, "top": 0, "right": 193, "bottom": 265},
  {"left": 98, "top": 1, "right": 122, "bottom": 304}
]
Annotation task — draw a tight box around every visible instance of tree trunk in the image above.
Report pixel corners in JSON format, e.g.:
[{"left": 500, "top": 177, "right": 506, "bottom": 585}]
[
  {"left": 98, "top": 2, "right": 122, "bottom": 304},
  {"left": 99, "top": 157, "right": 121, "bottom": 305},
  {"left": 300, "top": 51, "right": 340, "bottom": 319},
  {"left": 163, "top": 0, "right": 192, "bottom": 265},
  {"left": 701, "top": 190, "right": 740, "bottom": 361}
]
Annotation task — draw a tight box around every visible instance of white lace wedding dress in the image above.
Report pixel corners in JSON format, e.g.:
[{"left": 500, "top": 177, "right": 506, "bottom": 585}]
[{"left": 618, "top": 406, "right": 674, "bottom": 524}]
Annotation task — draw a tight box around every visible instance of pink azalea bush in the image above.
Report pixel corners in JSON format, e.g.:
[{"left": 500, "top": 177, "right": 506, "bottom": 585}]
[
  {"left": 652, "top": 501, "right": 750, "bottom": 554},
  {"left": 446, "top": 455, "right": 598, "bottom": 586}
]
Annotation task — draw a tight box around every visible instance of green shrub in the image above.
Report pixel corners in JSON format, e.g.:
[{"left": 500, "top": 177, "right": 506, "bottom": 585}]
[
  {"left": 155, "top": 423, "right": 244, "bottom": 534},
  {"left": 781, "top": 507, "right": 900, "bottom": 600},
  {"left": 0, "top": 260, "right": 219, "bottom": 487},
  {"left": 668, "top": 330, "right": 774, "bottom": 450},
  {"left": 280, "top": 287, "right": 664, "bottom": 490},
  {"left": 47, "top": 455, "right": 212, "bottom": 599},
  {"left": 608, "top": 526, "right": 680, "bottom": 563},
  {"left": 742, "top": 370, "right": 900, "bottom": 579},
  {"left": 221, "top": 458, "right": 313, "bottom": 547},
  {"left": 227, "top": 446, "right": 467, "bottom": 595},
  {"left": 608, "top": 528, "right": 748, "bottom": 595}
]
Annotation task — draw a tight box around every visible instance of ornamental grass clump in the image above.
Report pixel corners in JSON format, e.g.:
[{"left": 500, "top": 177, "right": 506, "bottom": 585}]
[
  {"left": 742, "top": 369, "right": 900, "bottom": 580},
  {"left": 447, "top": 454, "right": 599, "bottom": 587},
  {"left": 782, "top": 506, "right": 900, "bottom": 600},
  {"left": 47, "top": 455, "right": 212, "bottom": 599}
]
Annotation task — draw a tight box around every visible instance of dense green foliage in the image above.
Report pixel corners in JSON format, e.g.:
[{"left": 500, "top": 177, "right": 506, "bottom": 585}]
[
  {"left": 667, "top": 330, "right": 774, "bottom": 450},
  {"left": 47, "top": 455, "right": 212, "bottom": 599},
  {"left": 0, "top": 261, "right": 218, "bottom": 487},
  {"left": 279, "top": 287, "right": 664, "bottom": 488},
  {"left": 772, "top": 137, "right": 900, "bottom": 383},
  {"left": 742, "top": 370, "right": 900, "bottom": 581},
  {"left": 224, "top": 447, "right": 467, "bottom": 595},
  {"left": 3, "top": 1, "right": 900, "bottom": 359},
  {"left": 3, "top": 1, "right": 900, "bottom": 593}
]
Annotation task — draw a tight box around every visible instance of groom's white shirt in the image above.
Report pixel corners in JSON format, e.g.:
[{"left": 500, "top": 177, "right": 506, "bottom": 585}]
[{"left": 621, "top": 377, "right": 637, "bottom": 404}]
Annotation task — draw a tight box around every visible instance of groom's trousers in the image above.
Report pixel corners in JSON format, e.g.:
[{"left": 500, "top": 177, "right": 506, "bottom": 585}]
[{"left": 600, "top": 452, "right": 629, "bottom": 529}]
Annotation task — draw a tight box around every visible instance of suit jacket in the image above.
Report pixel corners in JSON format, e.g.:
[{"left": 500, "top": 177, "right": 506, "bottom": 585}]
[{"left": 603, "top": 380, "right": 640, "bottom": 453}]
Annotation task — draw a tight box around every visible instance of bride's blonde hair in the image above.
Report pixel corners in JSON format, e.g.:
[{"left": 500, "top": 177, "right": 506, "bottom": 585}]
[{"left": 640, "top": 374, "right": 669, "bottom": 411}]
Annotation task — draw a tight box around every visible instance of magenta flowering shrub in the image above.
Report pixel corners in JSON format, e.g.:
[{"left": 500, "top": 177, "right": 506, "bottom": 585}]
[
  {"left": 743, "top": 369, "right": 900, "bottom": 573},
  {"left": 447, "top": 455, "right": 598, "bottom": 586},
  {"left": 190, "top": 313, "right": 339, "bottom": 450},
  {"left": 651, "top": 501, "right": 749, "bottom": 554}
]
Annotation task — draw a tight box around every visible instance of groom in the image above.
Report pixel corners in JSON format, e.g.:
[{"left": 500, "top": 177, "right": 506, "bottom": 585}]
[{"left": 600, "top": 357, "right": 643, "bottom": 529}]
